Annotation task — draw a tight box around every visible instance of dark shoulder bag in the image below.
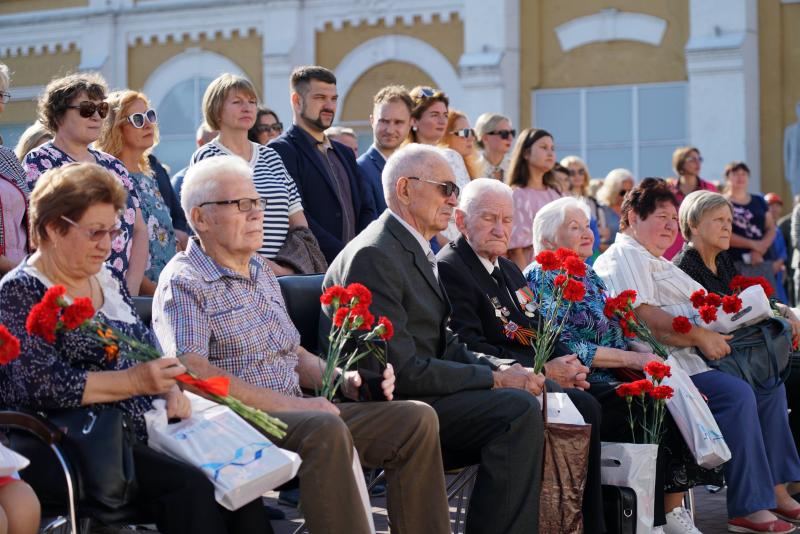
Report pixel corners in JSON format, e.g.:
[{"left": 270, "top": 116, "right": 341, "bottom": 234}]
[{"left": 701, "top": 317, "right": 793, "bottom": 392}]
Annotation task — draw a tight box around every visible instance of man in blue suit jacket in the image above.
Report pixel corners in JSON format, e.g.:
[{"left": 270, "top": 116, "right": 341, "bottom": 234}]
[
  {"left": 356, "top": 85, "right": 413, "bottom": 215},
  {"left": 269, "top": 66, "right": 376, "bottom": 263}
]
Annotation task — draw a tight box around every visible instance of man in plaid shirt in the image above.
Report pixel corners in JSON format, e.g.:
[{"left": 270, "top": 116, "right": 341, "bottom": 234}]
[{"left": 152, "top": 155, "right": 450, "bottom": 534}]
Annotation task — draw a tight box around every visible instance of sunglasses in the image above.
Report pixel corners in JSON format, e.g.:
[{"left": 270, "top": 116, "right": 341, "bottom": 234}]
[
  {"left": 0, "top": 92, "right": 10, "bottom": 104},
  {"left": 418, "top": 87, "right": 439, "bottom": 98},
  {"left": 61, "top": 215, "right": 123, "bottom": 241},
  {"left": 199, "top": 197, "right": 268, "bottom": 212},
  {"left": 568, "top": 168, "right": 586, "bottom": 177},
  {"left": 67, "top": 100, "right": 109, "bottom": 119},
  {"left": 406, "top": 176, "right": 460, "bottom": 198},
  {"left": 126, "top": 108, "right": 157, "bottom": 128},
  {"left": 619, "top": 189, "right": 631, "bottom": 197},
  {"left": 487, "top": 129, "right": 516, "bottom": 140},
  {"left": 253, "top": 122, "right": 283, "bottom": 134},
  {"left": 450, "top": 128, "right": 475, "bottom": 139},
  {"left": 685, "top": 156, "right": 704, "bottom": 163}
]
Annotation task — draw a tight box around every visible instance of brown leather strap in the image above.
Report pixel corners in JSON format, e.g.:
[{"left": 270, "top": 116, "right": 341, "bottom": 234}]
[{"left": 0, "top": 410, "right": 62, "bottom": 445}]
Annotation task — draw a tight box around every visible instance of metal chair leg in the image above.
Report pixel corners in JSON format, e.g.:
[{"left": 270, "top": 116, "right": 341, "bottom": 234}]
[{"left": 683, "top": 487, "right": 695, "bottom": 520}]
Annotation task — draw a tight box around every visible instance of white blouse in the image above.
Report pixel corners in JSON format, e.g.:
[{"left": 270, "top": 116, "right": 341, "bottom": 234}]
[
  {"left": 437, "top": 147, "right": 472, "bottom": 242},
  {"left": 593, "top": 232, "right": 711, "bottom": 376}
]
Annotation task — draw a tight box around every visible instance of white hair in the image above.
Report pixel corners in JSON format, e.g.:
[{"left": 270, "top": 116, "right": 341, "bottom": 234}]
[
  {"left": 181, "top": 155, "right": 253, "bottom": 232},
  {"left": 0, "top": 63, "right": 9, "bottom": 93},
  {"left": 458, "top": 178, "right": 512, "bottom": 217},
  {"left": 597, "top": 168, "right": 634, "bottom": 206},
  {"left": 532, "top": 196, "right": 591, "bottom": 254},
  {"left": 382, "top": 143, "right": 450, "bottom": 207}
]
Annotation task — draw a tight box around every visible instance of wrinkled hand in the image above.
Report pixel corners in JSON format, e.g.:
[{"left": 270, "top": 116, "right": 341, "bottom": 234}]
[
  {"left": 164, "top": 386, "right": 192, "bottom": 420},
  {"left": 381, "top": 363, "right": 395, "bottom": 401},
  {"left": 341, "top": 370, "right": 363, "bottom": 401},
  {"left": 128, "top": 358, "right": 186, "bottom": 396},
  {"left": 493, "top": 363, "right": 545, "bottom": 395},
  {"left": 785, "top": 313, "right": 800, "bottom": 348},
  {"left": 627, "top": 351, "right": 663, "bottom": 370},
  {"left": 544, "top": 355, "right": 590, "bottom": 390},
  {"left": 750, "top": 250, "right": 764, "bottom": 265},
  {"left": 694, "top": 328, "right": 733, "bottom": 360}
]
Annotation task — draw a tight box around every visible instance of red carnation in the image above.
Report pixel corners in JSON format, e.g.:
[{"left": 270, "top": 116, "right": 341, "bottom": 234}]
[
  {"left": 618, "top": 290, "right": 637, "bottom": 306},
  {"left": 650, "top": 385, "right": 674, "bottom": 400},
  {"left": 672, "top": 316, "right": 692, "bottom": 334},
  {"left": 616, "top": 383, "right": 637, "bottom": 398},
  {"left": 704, "top": 293, "right": 722, "bottom": 308},
  {"left": 333, "top": 307, "right": 351, "bottom": 328},
  {"left": 351, "top": 304, "right": 375, "bottom": 331},
  {"left": 689, "top": 289, "right": 707, "bottom": 309},
  {"left": 555, "top": 247, "right": 579, "bottom": 264},
  {"left": 564, "top": 256, "right": 587, "bottom": 277},
  {"left": 42, "top": 285, "right": 67, "bottom": 309},
  {"left": 553, "top": 274, "right": 568, "bottom": 287},
  {"left": 699, "top": 304, "right": 718, "bottom": 324},
  {"left": 631, "top": 379, "right": 654, "bottom": 396},
  {"left": 61, "top": 298, "right": 95, "bottom": 330},
  {"left": 535, "top": 250, "right": 560, "bottom": 271},
  {"left": 603, "top": 297, "right": 620, "bottom": 319},
  {"left": 345, "top": 283, "right": 372, "bottom": 307},
  {"left": 644, "top": 360, "right": 672, "bottom": 381},
  {"left": 376, "top": 316, "right": 394, "bottom": 340},
  {"left": 562, "top": 278, "right": 586, "bottom": 302},
  {"left": 755, "top": 277, "right": 775, "bottom": 298},
  {"left": 320, "top": 285, "right": 350, "bottom": 306},
  {"left": 721, "top": 295, "right": 743, "bottom": 314},
  {"left": 25, "top": 301, "right": 60, "bottom": 344},
  {"left": 0, "top": 325, "right": 20, "bottom": 365}
]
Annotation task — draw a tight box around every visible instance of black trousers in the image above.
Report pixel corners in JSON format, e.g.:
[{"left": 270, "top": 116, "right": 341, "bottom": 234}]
[
  {"left": 134, "top": 443, "right": 272, "bottom": 534},
  {"left": 428, "top": 388, "right": 543, "bottom": 534}
]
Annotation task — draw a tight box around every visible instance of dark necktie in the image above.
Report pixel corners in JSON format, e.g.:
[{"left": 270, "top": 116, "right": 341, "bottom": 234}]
[{"left": 491, "top": 266, "right": 505, "bottom": 287}]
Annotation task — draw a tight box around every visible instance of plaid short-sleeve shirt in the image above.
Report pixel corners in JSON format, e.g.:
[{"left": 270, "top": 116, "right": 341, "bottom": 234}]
[{"left": 153, "top": 238, "right": 302, "bottom": 397}]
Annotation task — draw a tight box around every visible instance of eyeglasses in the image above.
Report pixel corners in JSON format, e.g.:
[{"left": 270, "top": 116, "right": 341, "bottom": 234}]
[
  {"left": 568, "top": 168, "right": 586, "bottom": 177},
  {"left": 0, "top": 92, "right": 10, "bottom": 104},
  {"left": 66, "top": 101, "right": 109, "bottom": 119},
  {"left": 198, "top": 197, "right": 268, "bottom": 212},
  {"left": 253, "top": 122, "right": 283, "bottom": 134},
  {"left": 61, "top": 215, "right": 123, "bottom": 241},
  {"left": 685, "top": 156, "right": 703, "bottom": 163},
  {"left": 486, "top": 129, "right": 516, "bottom": 140},
  {"left": 126, "top": 108, "right": 157, "bottom": 128},
  {"left": 450, "top": 128, "right": 475, "bottom": 139},
  {"left": 406, "top": 176, "right": 460, "bottom": 198},
  {"left": 619, "top": 189, "right": 631, "bottom": 198}
]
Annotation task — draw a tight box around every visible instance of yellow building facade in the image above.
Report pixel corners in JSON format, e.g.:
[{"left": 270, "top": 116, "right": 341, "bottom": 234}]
[{"left": 0, "top": 0, "right": 798, "bottom": 199}]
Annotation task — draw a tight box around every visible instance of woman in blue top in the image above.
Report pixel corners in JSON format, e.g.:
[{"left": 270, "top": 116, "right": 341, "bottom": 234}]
[
  {"left": 525, "top": 196, "right": 722, "bottom": 533},
  {"left": 23, "top": 73, "right": 148, "bottom": 295}
]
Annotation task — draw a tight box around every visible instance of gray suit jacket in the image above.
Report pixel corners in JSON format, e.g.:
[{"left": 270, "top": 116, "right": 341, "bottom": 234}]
[{"left": 323, "top": 211, "right": 507, "bottom": 399}]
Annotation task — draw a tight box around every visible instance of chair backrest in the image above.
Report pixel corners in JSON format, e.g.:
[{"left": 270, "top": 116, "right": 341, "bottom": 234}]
[
  {"left": 278, "top": 274, "right": 324, "bottom": 354},
  {"left": 131, "top": 297, "right": 153, "bottom": 327}
]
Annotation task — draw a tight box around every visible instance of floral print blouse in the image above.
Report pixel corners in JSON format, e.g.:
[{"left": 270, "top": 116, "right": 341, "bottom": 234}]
[
  {"left": 525, "top": 262, "right": 622, "bottom": 383},
  {"left": 23, "top": 142, "right": 140, "bottom": 278},
  {"left": 0, "top": 260, "right": 156, "bottom": 442},
  {"left": 130, "top": 171, "right": 177, "bottom": 281}
]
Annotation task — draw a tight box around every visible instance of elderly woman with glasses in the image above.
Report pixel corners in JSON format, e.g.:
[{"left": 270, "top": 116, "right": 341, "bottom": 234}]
[
  {"left": 594, "top": 178, "right": 800, "bottom": 533},
  {"left": 248, "top": 107, "right": 283, "bottom": 145},
  {"left": 96, "top": 90, "right": 182, "bottom": 294},
  {"left": 23, "top": 72, "right": 148, "bottom": 295},
  {"left": 474, "top": 112, "right": 514, "bottom": 181},
  {"left": 191, "top": 73, "right": 311, "bottom": 276},
  {"left": 0, "top": 162, "right": 271, "bottom": 534},
  {"left": 664, "top": 146, "right": 717, "bottom": 260}
]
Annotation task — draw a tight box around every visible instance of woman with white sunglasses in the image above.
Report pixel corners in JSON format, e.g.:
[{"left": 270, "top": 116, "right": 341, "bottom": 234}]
[
  {"left": 438, "top": 109, "right": 481, "bottom": 180},
  {"left": 97, "top": 90, "right": 180, "bottom": 294}
]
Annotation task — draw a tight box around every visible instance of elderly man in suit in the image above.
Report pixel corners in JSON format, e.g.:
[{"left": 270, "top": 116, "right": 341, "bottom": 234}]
[
  {"left": 356, "top": 85, "right": 413, "bottom": 215},
  {"left": 324, "top": 143, "right": 546, "bottom": 534},
  {"left": 269, "top": 66, "right": 376, "bottom": 263},
  {"left": 437, "top": 177, "right": 606, "bottom": 533}
]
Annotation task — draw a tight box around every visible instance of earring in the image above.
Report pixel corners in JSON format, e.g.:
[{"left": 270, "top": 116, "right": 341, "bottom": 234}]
[{"left": 412, "top": 126, "right": 418, "bottom": 132}]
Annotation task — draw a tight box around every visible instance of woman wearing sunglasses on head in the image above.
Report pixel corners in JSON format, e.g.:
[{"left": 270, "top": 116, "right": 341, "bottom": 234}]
[
  {"left": 23, "top": 72, "right": 149, "bottom": 295},
  {"left": 248, "top": 107, "right": 283, "bottom": 145},
  {"left": 438, "top": 109, "right": 481, "bottom": 180},
  {"left": 474, "top": 112, "right": 515, "bottom": 181},
  {"left": 96, "top": 90, "right": 181, "bottom": 295},
  {"left": 596, "top": 168, "right": 635, "bottom": 252}
]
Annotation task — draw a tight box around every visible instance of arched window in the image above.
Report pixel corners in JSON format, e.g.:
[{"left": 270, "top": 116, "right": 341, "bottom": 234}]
[{"left": 152, "top": 76, "right": 212, "bottom": 174}]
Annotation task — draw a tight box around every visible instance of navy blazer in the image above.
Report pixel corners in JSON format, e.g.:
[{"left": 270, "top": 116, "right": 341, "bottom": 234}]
[
  {"left": 356, "top": 145, "right": 388, "bottom": 214},
  {"left": 269, "top": 125, "right": 376, "bottom": 263}
]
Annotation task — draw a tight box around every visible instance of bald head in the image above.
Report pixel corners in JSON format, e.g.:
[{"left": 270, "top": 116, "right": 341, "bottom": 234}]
[{"left": 382, "top": 144, "right": 451, "bottom": 209}]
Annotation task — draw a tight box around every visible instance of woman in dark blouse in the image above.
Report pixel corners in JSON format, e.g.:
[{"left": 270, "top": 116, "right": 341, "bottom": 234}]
[{"left": 0, "top": 162, "right": 270, "bottom": 534}]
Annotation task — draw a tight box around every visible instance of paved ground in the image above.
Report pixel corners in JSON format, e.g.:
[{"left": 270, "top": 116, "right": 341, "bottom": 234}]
[{"left": 267, "top": 483, "right": 733, "bottom": 533}]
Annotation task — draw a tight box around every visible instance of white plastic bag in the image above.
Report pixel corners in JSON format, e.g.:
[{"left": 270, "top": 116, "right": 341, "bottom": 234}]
[
  {"left": 663, "top": 365, "right": 731, "bottom": 468},
  {"left": 145, "top": 392, "right": 301, "bottom": 510},
  {"left": 0, "top": 442, "right": 28, "bottom": 477},
  {"left": 706, "top": 284, "right": 772, "bottom": 334},
  {"left": 600, "top": 442, "right": 658, "bottom": 534},
  {"left": 544, "top": 392, "right": 586, "bottom": 425}
]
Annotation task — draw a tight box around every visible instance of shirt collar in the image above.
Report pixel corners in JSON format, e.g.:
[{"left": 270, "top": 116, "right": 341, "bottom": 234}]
[
  {"left": 185, "top": 237, "right": 262, "bottom": 283},
  {"left": 370, "top": 144, "right": 387, "bottom": 162},
  {"left": 389, "top": 211, "right": 433, "bottom": 257},
  {"left": 465, "top": 239, "right": 499, "bottom": 274},
  {"left": 615, "top": 232, "right": 660, "bottom": 260}
]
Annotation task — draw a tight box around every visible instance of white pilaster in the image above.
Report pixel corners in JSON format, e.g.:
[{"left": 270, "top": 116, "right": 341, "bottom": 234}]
[
  {"left": 686, "top": 0, "right": 760, "bottom": 189},
  {"left": 459, "top": 0, "right": 519, "bottom": 127},
  {"left": 261, "top": 1, "right": 301, "bottom": 123}
]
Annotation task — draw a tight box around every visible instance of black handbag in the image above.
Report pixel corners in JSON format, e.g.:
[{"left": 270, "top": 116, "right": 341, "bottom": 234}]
[
  {"left": 701, "top": 317, "right": 793, "bottom": 392},
  {"left": 602, "top": 485, "right": 636, "bottom": 534},
  {"left": 11, "top": 407, "right": 138, "bottom": 516}
]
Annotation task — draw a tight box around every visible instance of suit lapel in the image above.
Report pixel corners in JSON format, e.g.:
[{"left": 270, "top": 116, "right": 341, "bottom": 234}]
[
  {"left": 368, "top": 147, "right": 386, "bottom": 174},
  {"left": 384, "top": 213, "right": 444, "bottom": 301},
  {"left": 289, "top": 126, "right": 341, "bottom": 202}
]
